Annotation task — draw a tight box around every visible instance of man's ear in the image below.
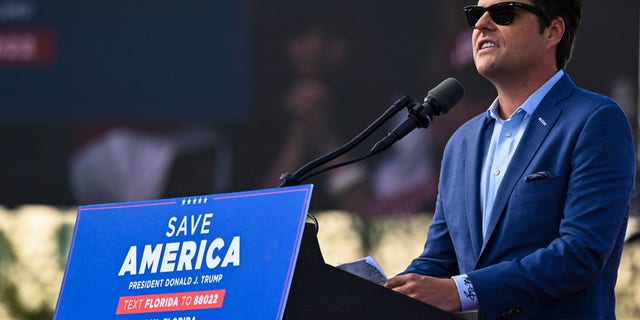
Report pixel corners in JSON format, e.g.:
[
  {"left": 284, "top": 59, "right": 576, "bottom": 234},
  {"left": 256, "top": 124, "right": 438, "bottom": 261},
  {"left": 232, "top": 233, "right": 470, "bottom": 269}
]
[{"left": 545, "top": 17, "right": 565, "bottom": 50}]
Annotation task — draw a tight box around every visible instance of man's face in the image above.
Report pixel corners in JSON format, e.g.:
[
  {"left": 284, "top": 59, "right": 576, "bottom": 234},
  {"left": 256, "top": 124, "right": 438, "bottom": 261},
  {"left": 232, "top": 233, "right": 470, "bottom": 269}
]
[{"left": 471, "top": 0, "right": 549, "bottom": 81}]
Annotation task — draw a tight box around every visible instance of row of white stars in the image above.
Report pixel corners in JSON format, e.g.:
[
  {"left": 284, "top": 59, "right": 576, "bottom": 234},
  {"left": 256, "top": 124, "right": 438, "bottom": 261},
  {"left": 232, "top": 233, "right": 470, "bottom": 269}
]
[{"left": 181, "top": 197, "right": 209, "bottom": 205}]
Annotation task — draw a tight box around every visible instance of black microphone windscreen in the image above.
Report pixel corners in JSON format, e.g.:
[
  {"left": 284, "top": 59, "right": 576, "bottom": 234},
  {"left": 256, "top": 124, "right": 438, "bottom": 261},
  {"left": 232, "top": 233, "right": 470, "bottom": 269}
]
[{"left": 426, "top": 77, "right": 465, "bottom": 114}]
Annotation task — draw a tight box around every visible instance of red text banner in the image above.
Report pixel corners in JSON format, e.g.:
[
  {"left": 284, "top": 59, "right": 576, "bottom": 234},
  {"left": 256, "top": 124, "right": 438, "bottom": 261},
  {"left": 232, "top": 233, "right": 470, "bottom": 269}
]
[{"left": 116, "top": 289, "right": 226, "bottom": 314}]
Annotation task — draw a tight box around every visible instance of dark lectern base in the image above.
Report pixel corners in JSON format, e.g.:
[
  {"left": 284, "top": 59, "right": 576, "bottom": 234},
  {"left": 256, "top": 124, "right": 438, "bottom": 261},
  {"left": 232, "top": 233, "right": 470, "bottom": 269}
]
[{"left": 284, "top": 223, "right": 462, "bottom": 320}]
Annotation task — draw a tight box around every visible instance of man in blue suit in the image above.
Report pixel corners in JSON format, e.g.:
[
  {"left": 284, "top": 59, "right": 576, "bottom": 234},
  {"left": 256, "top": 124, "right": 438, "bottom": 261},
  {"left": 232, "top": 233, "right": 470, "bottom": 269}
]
[{"left": 385, "top": 0, "right": 635, "bottom": 319}]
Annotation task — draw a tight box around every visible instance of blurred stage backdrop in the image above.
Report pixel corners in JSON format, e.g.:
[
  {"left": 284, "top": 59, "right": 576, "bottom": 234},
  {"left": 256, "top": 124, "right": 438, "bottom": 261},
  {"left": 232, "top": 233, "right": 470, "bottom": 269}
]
[{"left": 0, "top": 0, "right": 638, "bottom": 319}]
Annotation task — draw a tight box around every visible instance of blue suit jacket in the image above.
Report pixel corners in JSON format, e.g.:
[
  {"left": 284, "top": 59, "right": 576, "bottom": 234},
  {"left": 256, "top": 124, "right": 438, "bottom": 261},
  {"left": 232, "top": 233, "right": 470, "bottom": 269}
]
[{"left": 405, "top": 75, "right": 635, "bottom": 319}]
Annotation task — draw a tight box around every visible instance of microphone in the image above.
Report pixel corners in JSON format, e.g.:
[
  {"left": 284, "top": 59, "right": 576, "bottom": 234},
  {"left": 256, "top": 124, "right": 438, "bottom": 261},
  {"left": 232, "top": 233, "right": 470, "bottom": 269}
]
[{"left": 370, "top": 78, "right": 464, "bottom": 154}]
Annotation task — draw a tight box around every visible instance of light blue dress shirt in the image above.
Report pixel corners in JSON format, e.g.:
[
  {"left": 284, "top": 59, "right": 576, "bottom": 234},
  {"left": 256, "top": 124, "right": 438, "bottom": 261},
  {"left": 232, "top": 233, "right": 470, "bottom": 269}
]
[{"left": 452, "top": 70, "right": 565, "bottom": 311}]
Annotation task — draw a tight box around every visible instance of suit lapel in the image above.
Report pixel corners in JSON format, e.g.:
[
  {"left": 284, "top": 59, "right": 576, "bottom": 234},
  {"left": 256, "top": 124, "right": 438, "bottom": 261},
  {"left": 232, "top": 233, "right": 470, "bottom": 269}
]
[
  {"left": 479, "top": 75, "right": 574, "bottom": 253},
  {"left": 466, "top": 115, "right": 494, "bottom": 259}
]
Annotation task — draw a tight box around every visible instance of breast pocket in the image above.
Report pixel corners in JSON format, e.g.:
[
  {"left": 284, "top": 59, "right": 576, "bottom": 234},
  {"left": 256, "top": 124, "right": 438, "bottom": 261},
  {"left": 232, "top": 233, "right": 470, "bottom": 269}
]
[
  {"left": 506, "top": 174, "right": 568, "bottom": 238},
  {"left": 511, "top": 174, "right": 568, "bottom": 200}
]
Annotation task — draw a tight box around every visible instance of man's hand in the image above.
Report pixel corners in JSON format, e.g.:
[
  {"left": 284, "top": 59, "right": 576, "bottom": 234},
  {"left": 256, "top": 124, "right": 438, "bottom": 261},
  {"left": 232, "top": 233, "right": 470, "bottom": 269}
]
[{"left": 384, "top": 273, "right": 462, "bottom": 312}]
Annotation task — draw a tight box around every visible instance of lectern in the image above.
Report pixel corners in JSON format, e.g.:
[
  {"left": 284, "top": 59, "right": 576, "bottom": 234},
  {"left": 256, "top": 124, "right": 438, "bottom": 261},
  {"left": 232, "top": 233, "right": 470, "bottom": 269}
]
[{"left": 284, "top": 223, "right": 462, "bottom": 320}]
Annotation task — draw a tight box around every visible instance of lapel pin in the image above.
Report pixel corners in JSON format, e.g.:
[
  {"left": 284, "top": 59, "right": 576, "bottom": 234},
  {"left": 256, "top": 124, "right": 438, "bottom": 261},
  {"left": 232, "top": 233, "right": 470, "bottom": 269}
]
[{"left": 538, "top": 117, "right": 547, "bottom": 126}]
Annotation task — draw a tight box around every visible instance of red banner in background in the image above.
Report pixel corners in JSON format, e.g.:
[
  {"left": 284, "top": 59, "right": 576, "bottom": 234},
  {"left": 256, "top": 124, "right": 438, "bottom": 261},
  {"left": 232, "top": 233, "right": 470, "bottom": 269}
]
[{"left": 0, "top": 29, "right": 55, "bottom": 66}]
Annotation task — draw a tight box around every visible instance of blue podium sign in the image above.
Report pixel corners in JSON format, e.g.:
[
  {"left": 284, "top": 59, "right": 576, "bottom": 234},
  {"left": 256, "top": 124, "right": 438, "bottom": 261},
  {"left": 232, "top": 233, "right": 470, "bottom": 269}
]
[{"left": 54, "top": 185, "right": 313, "bottom": 319}]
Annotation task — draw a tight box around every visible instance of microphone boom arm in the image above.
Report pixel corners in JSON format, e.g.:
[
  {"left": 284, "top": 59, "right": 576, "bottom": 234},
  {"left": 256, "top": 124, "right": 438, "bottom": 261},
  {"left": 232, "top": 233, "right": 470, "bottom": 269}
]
[{"left": 278, "top": 95, "right": 415, "bottom": 187}]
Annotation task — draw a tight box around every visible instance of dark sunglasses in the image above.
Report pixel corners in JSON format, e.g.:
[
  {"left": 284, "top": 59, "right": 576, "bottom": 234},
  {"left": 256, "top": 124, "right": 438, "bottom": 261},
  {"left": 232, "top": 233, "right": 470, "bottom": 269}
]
[{"left": 463, "top": 2, "right": 546, "bottom": 27}]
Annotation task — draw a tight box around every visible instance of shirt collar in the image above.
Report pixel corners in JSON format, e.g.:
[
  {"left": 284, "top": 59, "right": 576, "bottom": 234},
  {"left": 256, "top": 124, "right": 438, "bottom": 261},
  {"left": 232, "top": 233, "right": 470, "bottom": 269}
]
[{"left": 485, "top": 70, "right": 565, "bottom": 121}]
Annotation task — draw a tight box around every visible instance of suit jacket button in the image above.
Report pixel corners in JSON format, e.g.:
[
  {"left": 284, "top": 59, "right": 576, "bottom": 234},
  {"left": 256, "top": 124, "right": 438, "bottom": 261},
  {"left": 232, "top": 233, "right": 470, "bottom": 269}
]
[{"left": 499, "top": 307, "right": 522, "bottom": 319}]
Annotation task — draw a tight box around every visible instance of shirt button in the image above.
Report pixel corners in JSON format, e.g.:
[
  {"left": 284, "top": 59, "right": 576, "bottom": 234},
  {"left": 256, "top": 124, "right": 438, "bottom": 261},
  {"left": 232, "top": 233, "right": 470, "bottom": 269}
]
[
  {"left": 505, "top": 131, "right": 512, "bottom": 137},
  {"left": 494, "top": 169, "right": 501, "bottom": 176}
]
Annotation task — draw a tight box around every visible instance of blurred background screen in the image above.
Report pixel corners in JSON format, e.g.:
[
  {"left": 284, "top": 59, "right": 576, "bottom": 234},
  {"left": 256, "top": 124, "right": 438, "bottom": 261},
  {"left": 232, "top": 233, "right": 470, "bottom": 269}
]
[
  {"left": 0, "top": 0, "right": 637, "bottom": 213},
  {"left": 0, "top": 0, "right": 251, "bottom": 123}
]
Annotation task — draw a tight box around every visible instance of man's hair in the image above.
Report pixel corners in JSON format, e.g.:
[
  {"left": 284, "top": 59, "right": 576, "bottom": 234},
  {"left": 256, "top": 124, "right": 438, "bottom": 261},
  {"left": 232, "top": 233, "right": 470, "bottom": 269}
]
[{"left": 532, "top": 0, "right": 582, "bottom": 69}]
